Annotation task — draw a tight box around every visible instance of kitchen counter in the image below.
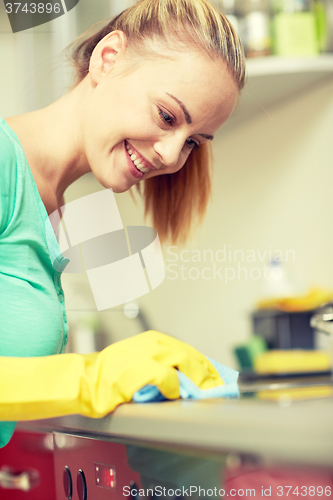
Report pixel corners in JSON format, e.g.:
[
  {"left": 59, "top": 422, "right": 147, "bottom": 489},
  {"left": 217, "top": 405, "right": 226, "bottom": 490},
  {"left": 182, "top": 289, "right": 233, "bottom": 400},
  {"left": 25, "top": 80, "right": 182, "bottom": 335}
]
[{"left": 18, "top": 396, "right": 333, "bottom": 468}]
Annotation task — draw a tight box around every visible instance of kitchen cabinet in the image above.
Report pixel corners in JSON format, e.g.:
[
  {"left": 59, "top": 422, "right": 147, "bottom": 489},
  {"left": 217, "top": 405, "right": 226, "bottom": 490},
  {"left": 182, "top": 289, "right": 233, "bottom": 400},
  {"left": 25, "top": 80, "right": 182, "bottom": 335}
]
[{"left": 0, "top": 430, "right": 55, "bottom": 500}]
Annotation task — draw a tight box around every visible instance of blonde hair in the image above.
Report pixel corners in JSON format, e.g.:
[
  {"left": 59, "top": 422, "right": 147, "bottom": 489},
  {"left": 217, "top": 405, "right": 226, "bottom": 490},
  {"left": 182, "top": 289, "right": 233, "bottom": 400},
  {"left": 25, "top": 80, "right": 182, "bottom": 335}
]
[{"left": 69, "top": 0, "right": 245, "bottom": 244}]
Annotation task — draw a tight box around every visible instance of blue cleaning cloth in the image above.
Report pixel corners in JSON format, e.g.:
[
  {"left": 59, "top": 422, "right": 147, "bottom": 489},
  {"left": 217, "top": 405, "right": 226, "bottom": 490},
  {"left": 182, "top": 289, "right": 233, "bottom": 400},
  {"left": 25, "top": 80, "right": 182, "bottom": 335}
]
[{"left": 133, "top": 356, "right": 239, "bottom": 403}]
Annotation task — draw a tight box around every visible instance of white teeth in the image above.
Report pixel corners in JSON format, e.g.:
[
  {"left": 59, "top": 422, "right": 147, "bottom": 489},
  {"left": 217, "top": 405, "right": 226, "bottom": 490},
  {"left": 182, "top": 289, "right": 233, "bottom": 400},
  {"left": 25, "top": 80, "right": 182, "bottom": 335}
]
[{"left": 126, "top": 144, "right": 150, "bottom": 173}]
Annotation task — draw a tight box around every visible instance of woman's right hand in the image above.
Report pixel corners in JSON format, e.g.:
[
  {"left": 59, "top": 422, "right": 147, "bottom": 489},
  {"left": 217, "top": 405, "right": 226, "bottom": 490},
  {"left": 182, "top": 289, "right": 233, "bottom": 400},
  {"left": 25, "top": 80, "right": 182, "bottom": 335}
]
[{"left": 0, "top": 331, "right": 223, "bottom": 421}]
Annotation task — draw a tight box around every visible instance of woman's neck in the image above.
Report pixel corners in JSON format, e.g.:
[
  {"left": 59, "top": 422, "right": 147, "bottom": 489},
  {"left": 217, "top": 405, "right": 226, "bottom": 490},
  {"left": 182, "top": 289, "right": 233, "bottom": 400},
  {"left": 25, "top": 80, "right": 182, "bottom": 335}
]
[{"left": 5, "top": 80, "right": 91, "bottom": 214}]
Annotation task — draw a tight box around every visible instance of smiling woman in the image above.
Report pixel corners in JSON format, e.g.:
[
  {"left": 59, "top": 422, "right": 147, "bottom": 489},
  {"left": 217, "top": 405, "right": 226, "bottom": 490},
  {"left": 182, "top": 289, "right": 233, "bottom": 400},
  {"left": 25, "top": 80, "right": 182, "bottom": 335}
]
[
  {"left": 67, "top": 0, "right": 245, "bottom": 243},
  {"left": 0, "top": 0, "right": 245, "bottom": 449}
]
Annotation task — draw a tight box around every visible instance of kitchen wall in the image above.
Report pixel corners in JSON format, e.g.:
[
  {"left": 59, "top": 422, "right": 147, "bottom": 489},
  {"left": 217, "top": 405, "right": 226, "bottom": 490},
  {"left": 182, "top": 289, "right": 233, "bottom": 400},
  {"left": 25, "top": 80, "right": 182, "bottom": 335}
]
[{"left": 1, "top": 0, "right": 333, "bottom": 368}]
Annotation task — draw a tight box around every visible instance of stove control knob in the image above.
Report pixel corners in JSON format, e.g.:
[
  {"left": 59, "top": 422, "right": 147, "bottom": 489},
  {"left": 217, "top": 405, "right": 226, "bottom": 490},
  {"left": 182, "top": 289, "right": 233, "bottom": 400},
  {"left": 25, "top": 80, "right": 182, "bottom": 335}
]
[
  {"left": 130, "top": 481, "right": 140, "bottom": 500},
  {"left": 77, "top": 469, "right": 87, "bottom": 500},
  {"left": 63, "top": 466, "right": 72, "bottom": 500}
]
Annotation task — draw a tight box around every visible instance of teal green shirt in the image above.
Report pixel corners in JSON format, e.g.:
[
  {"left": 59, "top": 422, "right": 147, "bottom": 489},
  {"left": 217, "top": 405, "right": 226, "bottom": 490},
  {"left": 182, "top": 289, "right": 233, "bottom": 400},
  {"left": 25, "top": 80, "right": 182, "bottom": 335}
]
[{"left": 0, "top": 118, "right": 70, "bottom": 447}]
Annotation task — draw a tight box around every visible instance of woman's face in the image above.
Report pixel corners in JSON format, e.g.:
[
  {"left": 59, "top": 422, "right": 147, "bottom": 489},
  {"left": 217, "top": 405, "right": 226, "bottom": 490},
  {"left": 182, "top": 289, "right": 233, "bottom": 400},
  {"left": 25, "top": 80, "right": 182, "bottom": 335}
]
[{"left": 80, "top": 38, "right": 239, "bottom": 193}]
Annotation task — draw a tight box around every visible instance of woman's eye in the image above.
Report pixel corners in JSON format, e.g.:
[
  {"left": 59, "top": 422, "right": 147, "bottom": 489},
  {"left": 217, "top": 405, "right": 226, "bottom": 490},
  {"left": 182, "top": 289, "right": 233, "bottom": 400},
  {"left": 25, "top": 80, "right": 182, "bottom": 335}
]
[
  {"left": 157, "top": 108, "right": 199, "bottom": 150},
  {"left": 158, "top": 109, "right": 175, "bottom": 126},
  {"left": 185, "top": 138, "right": 200, "bottom": 150}
]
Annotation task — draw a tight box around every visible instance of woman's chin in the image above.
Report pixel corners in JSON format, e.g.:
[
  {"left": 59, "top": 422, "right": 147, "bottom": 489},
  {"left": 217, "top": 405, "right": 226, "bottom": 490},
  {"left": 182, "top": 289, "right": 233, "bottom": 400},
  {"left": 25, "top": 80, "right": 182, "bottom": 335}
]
[
  {"left": 96, "top": 177, "right": 137, "bottom": 194},
  {"left": 110, "top": 185, "right": 132, "bottom": 194}
]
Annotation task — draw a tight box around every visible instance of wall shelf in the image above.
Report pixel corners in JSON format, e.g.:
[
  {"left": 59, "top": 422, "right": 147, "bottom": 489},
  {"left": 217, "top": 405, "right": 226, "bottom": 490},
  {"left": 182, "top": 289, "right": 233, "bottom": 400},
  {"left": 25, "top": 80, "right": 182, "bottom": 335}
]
[{"left": 224, "top": 54, "right": 333, "bottom": 130}]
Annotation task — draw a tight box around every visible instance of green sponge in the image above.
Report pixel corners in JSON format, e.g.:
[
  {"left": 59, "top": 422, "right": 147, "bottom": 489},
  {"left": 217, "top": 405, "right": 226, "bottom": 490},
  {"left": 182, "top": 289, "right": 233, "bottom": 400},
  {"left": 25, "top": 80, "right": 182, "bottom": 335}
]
[{"left": 234, "top": 336, "right": 267, "bottom": 370}]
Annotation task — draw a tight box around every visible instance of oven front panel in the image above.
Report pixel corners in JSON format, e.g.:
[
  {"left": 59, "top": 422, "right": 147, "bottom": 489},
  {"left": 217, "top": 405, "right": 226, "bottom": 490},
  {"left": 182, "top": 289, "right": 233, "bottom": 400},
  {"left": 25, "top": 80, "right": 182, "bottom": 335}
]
[{"left": 53, "top": 434, "right": 142, "bottom": 500}]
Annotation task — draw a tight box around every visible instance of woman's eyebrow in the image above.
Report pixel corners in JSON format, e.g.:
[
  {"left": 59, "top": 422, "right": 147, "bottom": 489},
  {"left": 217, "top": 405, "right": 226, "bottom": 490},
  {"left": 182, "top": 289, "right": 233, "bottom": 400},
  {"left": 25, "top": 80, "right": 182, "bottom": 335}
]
[
  {"left": 165, "top": 93, "right": 214, "bottom": 140},
  {"left": 165, "top": 92, "right": 192, "bottom": 124},
  {"left": 199, "top": 133, "right": 214, "bottom": 141}
]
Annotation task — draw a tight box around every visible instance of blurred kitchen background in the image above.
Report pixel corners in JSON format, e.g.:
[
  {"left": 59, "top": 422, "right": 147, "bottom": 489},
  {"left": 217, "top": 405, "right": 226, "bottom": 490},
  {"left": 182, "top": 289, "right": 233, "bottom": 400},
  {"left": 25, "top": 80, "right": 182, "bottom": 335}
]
[{"left": 1, "top": 0, "right": 333, "bottom": 370}]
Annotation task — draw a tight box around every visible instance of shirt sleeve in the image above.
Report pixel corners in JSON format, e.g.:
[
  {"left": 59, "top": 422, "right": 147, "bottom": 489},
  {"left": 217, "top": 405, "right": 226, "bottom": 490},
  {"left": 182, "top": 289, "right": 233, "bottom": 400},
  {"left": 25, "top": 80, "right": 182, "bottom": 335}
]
[{"left": 0, "top": 128, "right": 17, "bottom": 235}]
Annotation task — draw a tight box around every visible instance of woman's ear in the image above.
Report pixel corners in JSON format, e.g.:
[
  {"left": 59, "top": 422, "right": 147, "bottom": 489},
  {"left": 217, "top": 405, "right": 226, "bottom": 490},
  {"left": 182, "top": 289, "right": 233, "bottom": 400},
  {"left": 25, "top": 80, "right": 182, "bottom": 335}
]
[{"left": 89, "top": 30, "right": 127, "bottom": 84}]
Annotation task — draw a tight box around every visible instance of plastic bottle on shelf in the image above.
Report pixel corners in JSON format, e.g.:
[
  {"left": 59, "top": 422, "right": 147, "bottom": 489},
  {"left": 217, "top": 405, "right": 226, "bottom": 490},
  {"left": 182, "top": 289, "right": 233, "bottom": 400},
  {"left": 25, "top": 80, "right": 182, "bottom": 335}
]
[
  {"left": 318, "top": 0, "right": 333, "bottom": 52},
  {"left": 272, "top": 0, "right": 320, "bottom": 56},
  {"left": 237, "top": 0, "right": 272, "bottom": 58},
  {"left": 261, "top": 256, "right": 296, "bottom": 299}
]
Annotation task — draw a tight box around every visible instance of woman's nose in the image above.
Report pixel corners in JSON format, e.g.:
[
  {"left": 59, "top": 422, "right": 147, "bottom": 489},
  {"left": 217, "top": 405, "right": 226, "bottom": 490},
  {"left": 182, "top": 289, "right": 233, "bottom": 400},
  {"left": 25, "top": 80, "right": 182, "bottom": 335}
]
[{"left": 154, "top": 134, "right": 185, "bottom": 170}]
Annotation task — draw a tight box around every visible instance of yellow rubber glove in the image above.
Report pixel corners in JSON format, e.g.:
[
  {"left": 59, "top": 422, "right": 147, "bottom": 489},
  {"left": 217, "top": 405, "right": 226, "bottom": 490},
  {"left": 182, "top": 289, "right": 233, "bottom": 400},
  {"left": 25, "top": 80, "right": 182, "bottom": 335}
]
[{"left": 0, "top": 331, "right": 223, "bottom": 421}]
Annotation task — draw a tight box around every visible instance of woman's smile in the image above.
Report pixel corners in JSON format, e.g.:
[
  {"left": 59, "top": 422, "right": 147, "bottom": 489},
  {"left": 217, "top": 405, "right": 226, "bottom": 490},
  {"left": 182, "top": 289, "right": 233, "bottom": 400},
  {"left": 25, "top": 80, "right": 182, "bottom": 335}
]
[
  {"left": 125, "top": 140, "right": 157, "bottom": 176},
  {"left": 124, "top": 141, "right": 144, "bottom": 179}
]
